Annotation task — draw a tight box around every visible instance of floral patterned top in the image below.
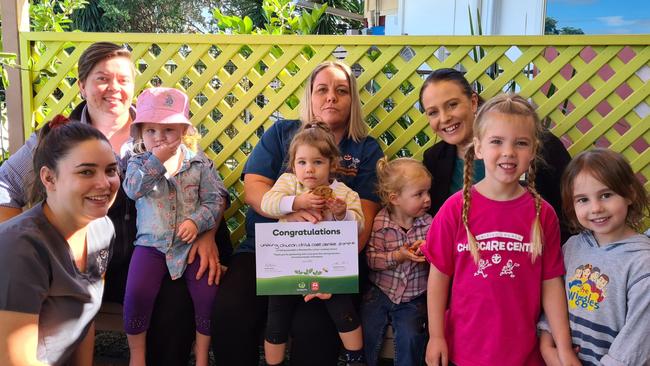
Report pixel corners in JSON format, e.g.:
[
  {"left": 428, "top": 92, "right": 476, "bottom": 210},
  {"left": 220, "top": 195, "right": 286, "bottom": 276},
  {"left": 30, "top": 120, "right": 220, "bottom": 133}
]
[{"left": 123, "top": 145, "right": 227, "bottom": 279}]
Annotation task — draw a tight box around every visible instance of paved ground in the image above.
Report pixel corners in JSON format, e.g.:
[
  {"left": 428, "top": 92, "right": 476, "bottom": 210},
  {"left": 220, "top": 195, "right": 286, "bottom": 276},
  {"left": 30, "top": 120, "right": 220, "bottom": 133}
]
[
  {"left": 94, "top": 330, "right": 216, "bottom": 365},
  {"left": 94, "top": 331, "right": 395, "bottom": 365}
]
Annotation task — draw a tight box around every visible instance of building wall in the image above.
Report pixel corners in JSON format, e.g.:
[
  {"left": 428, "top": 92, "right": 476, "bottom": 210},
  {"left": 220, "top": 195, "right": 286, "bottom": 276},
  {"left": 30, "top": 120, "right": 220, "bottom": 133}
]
[{"left": 376, "top": 0, "right": 546, "bottom": 35}]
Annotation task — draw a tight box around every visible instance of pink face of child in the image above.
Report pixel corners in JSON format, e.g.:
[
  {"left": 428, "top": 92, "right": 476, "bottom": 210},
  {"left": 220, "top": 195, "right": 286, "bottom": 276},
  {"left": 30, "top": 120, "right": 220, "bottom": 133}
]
[
  {"left": 571, "top": 170, "right": 633, "bottom": 245},
  {"left": 141, "top": 123, "right": 185, "bottom": 151},
  {"left": 389, "top": 176, "right": 432, "bottom": 219},
  {"left": 293, "top": 144, "right": 333, "bottom": 190}
]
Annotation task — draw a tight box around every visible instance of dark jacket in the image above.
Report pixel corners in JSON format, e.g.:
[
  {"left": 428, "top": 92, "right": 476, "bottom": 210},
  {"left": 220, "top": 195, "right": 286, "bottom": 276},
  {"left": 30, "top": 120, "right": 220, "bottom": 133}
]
[{"left": 423, "top": 130, "right": 572, "bottom": 243}]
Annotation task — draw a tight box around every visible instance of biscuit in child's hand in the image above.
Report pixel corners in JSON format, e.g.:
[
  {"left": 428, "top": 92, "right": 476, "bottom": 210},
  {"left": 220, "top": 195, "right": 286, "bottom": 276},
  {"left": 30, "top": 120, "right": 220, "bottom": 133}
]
[
  {"left": 310, "top": 185, "right": 335, "bottom": 199},
  {"left": 407, "top": 239, "right": 425, "bottom": 255}
]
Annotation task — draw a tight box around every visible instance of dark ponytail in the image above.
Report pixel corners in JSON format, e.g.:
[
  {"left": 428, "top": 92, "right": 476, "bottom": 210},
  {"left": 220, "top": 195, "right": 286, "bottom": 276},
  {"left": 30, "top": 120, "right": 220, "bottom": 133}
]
[
  {"left": 418, "top": 68, "right": 485, "bottom": 112},
  {"left": 30, "top": 116, "right": 109, "bottom": 204}
]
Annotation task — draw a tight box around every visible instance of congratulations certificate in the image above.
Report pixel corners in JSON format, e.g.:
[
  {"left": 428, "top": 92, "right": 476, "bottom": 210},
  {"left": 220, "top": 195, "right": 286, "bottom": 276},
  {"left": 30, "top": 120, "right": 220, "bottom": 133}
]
[{"left": 255, "top": 221, "right": 358, "bottom": 295}]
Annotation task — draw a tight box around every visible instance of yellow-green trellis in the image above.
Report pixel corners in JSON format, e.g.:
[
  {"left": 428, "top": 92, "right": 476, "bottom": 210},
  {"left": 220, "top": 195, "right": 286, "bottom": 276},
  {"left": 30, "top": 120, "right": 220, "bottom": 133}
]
[{"left": 19, "top": 33, "right": 650, "bottom": 240}]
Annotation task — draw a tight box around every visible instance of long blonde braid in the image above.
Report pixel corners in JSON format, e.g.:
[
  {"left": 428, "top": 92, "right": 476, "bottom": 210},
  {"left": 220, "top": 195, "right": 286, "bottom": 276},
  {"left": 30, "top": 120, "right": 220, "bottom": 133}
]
[
  {"left": 461, "top": 145, "right": 481, "bottom": 264},
  {"left": 526, "top": 164, "right": 543, "bottom": 262}
]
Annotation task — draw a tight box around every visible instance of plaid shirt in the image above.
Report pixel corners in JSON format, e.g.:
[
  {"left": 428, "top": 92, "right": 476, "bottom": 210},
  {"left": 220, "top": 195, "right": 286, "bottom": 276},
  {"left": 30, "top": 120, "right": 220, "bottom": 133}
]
[{"left": 366, "top": 207, "right": 432, "bottom": 304}]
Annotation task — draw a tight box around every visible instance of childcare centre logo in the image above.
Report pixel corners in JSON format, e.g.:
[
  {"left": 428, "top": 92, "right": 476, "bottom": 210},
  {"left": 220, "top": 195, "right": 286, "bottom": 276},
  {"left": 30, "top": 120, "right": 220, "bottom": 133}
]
[
  {"left": 567, "top": 263, "right": 609, "bottom": 311},
  {"left": 465, "top": 231, "right": 525, "bottom": 279},
  {"left": 337, "top": 154, "right": 360, "bottom": 176}
]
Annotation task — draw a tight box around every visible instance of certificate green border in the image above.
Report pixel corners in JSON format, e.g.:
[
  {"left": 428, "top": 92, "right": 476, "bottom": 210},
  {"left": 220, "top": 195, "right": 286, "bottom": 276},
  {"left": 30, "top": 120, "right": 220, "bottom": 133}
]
[{"left": 257, "top": 275, "right": 358, "bottom": 295}]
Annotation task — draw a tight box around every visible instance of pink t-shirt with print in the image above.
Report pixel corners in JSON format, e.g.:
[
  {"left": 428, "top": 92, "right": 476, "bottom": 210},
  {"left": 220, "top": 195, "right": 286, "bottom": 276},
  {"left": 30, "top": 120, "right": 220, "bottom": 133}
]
[{"left": 422, "top": 188, "right": 564, "bottom": 366}]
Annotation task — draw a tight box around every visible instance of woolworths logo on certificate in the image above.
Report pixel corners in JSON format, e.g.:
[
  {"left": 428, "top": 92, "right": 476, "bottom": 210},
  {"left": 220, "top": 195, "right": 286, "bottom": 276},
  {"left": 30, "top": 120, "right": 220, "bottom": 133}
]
[{"left": 255, "top": 221, "right": 358, "bottom": 295}]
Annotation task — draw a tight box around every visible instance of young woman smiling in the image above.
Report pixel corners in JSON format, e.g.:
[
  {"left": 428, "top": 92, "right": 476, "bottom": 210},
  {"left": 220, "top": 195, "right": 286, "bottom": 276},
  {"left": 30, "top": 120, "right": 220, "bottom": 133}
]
[
  {"left": 0, "top": 120, "right": 119, "bottom": 365},
  {"left": 419, "top": 68, "right": 573, "bottom": 242}
]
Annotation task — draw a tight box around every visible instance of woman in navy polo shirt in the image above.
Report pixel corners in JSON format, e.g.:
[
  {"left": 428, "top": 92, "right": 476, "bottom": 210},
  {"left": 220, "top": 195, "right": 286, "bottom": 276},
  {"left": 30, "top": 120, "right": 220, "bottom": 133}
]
[{"left": 212, "top": 61, "right": 384, "bottom": 366}]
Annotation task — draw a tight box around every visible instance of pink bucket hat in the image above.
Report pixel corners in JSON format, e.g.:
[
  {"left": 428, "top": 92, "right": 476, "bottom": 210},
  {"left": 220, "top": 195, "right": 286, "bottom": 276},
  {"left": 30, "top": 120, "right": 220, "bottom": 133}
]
[{"left": 131, "top": 87, "right": 194, "bottom": 138}]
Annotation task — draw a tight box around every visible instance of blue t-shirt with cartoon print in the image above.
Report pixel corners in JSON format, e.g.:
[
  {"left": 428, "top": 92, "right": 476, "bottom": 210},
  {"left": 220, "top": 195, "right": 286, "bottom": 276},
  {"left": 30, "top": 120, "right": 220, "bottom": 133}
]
[{"left": 237, "top": 119, "right": 383, "bottom": 253}]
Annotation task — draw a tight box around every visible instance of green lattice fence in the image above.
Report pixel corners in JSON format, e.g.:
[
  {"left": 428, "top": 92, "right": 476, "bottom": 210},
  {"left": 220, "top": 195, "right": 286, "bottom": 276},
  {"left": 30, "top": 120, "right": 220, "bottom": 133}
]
[{"left": 19, "top": 33, "right": 650, "bottom": 240}]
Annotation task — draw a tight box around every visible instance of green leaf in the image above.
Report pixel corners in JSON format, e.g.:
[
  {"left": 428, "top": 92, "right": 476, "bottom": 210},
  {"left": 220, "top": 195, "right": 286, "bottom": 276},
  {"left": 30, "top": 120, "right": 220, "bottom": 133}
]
[
  {"left": 39, "top": 68, "right": 58, "bottom": 77},
  {"left": 468, "top": 5, "right": 475, "bottom": 35},
  {"left": 0, "top": 53, "right": 17, "bottom": 60},
  {"left": 1, "top": 67, "right": 10, "bottom": 88},
  {"left": 303, "top": 12, "right": 313, "bottom": 30},
  {"left": 243, "top": 16, "right": 253, "bottom": 34}
]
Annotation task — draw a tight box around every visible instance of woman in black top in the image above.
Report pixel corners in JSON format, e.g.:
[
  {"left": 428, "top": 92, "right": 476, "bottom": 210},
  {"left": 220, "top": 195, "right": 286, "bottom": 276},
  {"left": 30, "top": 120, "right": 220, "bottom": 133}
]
[{"left": 419, "top": 68, "right": 572, "bottom": 242}]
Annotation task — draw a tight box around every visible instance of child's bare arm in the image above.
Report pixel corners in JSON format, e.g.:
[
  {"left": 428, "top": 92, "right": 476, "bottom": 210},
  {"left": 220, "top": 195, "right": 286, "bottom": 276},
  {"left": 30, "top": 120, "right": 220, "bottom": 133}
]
[
  {"left": 425, "top": 265, "right": 450, "bottom": 366},
  {"left": 539, "top": 330, "right": 562, "bottom": 366},
  {"left": 542, "top": 277, "right": 581, "bottom": 366}
]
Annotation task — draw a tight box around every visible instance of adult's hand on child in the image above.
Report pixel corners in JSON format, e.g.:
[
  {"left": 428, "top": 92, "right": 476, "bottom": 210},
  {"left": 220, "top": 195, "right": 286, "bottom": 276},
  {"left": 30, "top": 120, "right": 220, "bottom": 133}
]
[
  {"left": 151, "top": 138, "right": 181, "bottom": 163},
  {"left": 188, "top": 229, "right": 221, "bottom": 285},
  {"left": 293, "top": 192, "right": 326, "bottom": 211},
  {"left": 326, "top": 197, "right": 346, "bottom": 220},
  {"left": 425, "top": 336, "right": 449, "bottom": 366},
  {"left": 284, "top": 209, "right": 323, "bottom": 224},
  {"left": 303, "top": 293, "right": 332, "bottom": 302}
]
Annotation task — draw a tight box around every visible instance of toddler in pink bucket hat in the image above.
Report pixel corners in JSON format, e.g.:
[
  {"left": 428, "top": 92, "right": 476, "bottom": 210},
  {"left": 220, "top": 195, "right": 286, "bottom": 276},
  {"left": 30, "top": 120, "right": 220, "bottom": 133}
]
[
  {"left": 131, "top": 87, "right": 195, "bottom": 138},
  {"left": 123, "top": 85, "right": 225, "bottom": 366}
]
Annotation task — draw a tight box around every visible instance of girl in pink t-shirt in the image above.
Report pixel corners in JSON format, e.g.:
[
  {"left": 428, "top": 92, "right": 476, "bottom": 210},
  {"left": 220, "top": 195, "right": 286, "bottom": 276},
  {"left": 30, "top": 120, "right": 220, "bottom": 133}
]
[{"left": 421, "top": 94, "right": 580, "bottom": 366}]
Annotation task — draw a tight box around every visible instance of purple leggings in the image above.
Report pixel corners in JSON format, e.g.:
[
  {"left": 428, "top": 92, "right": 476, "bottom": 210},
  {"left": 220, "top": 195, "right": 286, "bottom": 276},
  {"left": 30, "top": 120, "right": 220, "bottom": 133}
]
[{"left": 123, "top": 246, "right": 217, "bottom": 335}]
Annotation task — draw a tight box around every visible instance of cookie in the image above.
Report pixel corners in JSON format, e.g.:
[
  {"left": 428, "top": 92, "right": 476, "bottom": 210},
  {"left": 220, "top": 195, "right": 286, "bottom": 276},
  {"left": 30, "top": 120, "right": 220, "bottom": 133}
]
[
  {"left": 407, "top": 239, "right": 425, "bottom": 254},
  {"left": 310, "top": 185, "right": 335, "bottom": 199}
]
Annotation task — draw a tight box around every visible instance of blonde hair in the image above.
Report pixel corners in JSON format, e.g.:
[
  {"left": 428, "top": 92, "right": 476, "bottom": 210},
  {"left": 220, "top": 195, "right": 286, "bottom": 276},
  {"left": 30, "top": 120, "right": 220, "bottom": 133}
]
[
  {"left": 299, "top": 61, "right": 368, "bottom": 142},
  {"left": 287, "top": 122, "right": 341, "bottom": 176},
  {"left": 132, "top": 125, "right": 199, "bottom": 154},
  {"left": 462, "top": 93, "right": 544, "bottom": 264},
  {"left": 376, "top": 157, "right": 431, "bottom": 212}
]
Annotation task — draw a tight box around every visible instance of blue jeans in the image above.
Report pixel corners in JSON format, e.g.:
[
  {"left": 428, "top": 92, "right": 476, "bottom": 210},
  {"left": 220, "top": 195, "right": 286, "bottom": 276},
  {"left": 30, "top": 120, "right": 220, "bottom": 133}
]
[{"left": 361, "top": 285, "right": 427, "bottom": 366}]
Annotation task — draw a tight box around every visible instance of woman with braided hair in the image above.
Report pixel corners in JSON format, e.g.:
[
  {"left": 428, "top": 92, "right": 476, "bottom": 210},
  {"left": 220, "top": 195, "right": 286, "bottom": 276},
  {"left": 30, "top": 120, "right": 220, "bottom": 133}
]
[{"left": 420, "top": 94, "right": 580, "bottom": 366}]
